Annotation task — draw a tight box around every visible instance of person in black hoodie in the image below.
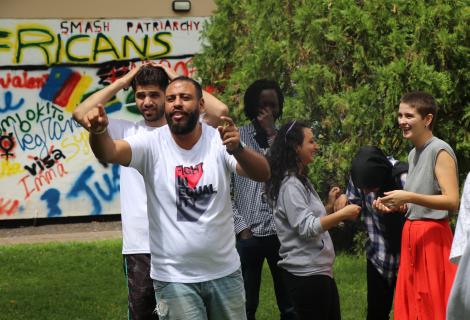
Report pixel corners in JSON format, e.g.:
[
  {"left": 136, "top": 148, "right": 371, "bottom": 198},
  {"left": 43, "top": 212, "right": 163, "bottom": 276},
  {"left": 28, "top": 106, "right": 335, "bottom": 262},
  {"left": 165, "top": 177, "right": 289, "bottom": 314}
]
[{"left": 335, "top": 146, "right": 407, "bottom": 320}]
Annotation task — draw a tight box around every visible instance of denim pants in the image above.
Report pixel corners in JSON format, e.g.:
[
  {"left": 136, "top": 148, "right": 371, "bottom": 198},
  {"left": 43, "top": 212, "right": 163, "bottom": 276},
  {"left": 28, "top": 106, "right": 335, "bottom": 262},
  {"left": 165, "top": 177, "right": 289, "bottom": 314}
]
[{"left": 153, "top": 268, "right": 246, "bottom": 320}]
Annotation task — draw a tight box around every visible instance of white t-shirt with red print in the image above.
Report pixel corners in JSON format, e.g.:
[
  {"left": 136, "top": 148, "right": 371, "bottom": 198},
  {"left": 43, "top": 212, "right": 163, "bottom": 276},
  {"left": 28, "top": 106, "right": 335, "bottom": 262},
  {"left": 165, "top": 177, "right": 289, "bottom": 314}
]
[{"left": 125, "top": 123, "right": 240, "bottom": 283}]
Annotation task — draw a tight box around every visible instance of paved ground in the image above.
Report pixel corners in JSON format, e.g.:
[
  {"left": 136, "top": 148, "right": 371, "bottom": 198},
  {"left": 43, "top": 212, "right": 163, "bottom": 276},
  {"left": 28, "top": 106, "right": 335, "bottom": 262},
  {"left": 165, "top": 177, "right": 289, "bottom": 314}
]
[{"left": 0, "top": 220, "right": 122, "bottom": 245}]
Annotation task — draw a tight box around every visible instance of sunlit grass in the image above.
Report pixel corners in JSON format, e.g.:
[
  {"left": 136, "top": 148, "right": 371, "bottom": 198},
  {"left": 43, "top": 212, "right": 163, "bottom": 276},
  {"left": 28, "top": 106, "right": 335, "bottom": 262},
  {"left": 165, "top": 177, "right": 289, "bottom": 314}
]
[
  {"left": 256, "top": 253, "right": 366, "bottom": 320},
  {"left": 0, "top": 241, "right": 366, "bottom": 320}
]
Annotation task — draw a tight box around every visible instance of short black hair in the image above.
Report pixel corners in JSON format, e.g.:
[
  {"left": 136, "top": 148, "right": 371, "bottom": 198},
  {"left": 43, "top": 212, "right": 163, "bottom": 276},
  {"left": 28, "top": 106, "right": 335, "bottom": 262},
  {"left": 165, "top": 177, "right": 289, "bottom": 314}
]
[
  {"left": 131, "top": 65, "right": 169, "bottom": 91},
  {"left": 243, "top": 79, "right": 284, "bottom": 120},
  {"left": 168, "top": 76, "right": 203, "bottom": 100}
]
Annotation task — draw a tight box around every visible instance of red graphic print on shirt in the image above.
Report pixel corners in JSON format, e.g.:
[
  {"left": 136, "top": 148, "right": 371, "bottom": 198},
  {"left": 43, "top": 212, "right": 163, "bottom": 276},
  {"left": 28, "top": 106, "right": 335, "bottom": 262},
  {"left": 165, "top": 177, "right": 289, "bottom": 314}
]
[{"left": 175, "top": 162, "right": 217, "bottom": 222}]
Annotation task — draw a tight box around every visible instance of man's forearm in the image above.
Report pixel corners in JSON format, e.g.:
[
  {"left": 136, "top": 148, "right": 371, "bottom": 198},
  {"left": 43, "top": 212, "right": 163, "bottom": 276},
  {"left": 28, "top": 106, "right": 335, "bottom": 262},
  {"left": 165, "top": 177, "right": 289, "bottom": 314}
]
[
  {"left": 88, "top": 129, "right": 133, "bottom": 166},
  {"left": 202, "top": 91, "right": 229, "bottom": 127},
  {"left": 203, "top": 91, "right": 229, "bottom": 118},
  {"left": 73, "top": 79, "right": 127, "bottom": 126},
  {"left": 235, "top": 148, "right": 270, "bottom": 182},
  {"left": 89, "top": 130, "right": 116, "bottom": 163}
]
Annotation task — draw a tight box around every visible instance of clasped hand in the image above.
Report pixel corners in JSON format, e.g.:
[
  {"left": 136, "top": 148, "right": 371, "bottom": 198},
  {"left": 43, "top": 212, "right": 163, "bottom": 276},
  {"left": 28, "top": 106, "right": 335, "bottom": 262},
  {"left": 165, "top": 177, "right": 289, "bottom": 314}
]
[{"left": 373, "top": 190, "right": 409, "bottom": 213}]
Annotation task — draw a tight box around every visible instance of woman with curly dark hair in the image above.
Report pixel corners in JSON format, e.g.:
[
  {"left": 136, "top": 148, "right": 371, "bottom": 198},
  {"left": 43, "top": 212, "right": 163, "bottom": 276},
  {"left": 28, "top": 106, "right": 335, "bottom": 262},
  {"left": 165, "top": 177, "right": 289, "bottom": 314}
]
[{"left": 266, "top": 120, "right": 361, "bottom": 320}]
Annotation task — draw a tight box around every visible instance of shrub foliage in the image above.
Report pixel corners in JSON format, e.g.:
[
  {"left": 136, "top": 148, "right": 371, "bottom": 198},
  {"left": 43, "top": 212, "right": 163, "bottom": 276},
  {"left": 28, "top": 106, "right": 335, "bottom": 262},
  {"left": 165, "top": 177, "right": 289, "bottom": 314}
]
[{"left": 194, "top": 0, "right": 470, "bottom": 193}]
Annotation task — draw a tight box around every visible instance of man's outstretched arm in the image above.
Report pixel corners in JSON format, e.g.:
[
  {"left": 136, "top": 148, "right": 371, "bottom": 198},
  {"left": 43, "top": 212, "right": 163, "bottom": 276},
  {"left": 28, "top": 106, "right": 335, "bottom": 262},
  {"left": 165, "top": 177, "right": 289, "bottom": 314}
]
[
  {"left": 86, "top": 104, "right": 132, "bottom": 166},
  {"left": 219, "top": 116, "right": 270, "bottom": 182},
  {"left": 72, "top": 64, "right": 142, "bottom": 127}
]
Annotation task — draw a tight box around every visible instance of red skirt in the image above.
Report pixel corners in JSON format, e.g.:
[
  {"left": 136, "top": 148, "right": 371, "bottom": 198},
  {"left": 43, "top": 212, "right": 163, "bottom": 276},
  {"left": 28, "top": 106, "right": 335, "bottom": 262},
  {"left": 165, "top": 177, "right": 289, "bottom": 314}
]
[{"left": 394, "top": 219, "right": 457, "bottom": 320}]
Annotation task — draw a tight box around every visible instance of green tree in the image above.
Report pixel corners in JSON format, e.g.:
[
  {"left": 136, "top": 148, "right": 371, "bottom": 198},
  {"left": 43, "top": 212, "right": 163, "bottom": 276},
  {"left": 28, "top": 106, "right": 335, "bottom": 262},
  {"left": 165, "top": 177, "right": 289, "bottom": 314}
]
[{"left": 194, "top": 0, "right": 470, "bottom": 194}]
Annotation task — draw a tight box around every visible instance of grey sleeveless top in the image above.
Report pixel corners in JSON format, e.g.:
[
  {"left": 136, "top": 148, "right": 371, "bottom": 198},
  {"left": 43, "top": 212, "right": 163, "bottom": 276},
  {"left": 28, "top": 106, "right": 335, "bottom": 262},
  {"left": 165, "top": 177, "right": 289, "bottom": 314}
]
[{"left": 404, "top": 136, "right": 458, "bottom": 220}]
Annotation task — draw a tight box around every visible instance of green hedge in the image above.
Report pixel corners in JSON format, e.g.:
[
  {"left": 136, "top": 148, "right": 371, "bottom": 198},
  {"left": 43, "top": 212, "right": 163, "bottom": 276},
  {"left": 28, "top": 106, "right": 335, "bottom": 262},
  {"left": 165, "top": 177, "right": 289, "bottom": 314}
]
[{"left": 194, "top": 0, "right": 470, "bottom": 194}]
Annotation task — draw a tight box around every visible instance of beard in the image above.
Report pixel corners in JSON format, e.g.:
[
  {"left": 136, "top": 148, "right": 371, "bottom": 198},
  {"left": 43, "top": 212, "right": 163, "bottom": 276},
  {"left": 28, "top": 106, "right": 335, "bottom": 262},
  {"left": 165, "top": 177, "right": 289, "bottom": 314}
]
[
  {"left": 165, "top": 108, "right": 200, "bottom": 135},
  {"left": 139, "top": 103, "right": 165, "bottom": 122}
]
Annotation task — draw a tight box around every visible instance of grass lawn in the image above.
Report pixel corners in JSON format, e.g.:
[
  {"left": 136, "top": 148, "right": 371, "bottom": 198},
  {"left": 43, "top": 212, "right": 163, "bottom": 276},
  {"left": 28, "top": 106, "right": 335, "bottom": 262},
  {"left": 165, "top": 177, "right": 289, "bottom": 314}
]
[
  {"left": 256, "top": 251, "right": 367, "bottom": 320},
  {"left": 0, "top": 240, "right": 366, "bottom": 319}
]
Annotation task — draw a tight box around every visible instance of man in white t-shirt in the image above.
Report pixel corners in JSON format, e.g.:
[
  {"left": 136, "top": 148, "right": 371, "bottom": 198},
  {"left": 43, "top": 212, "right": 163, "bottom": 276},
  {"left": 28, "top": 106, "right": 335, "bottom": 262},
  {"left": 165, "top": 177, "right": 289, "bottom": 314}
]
[
  {"left": 73, "top": 65, "right": 228, "bottom": 320},
  {"left": 82, "top": 76, "right": 270, "bottom": 319}
]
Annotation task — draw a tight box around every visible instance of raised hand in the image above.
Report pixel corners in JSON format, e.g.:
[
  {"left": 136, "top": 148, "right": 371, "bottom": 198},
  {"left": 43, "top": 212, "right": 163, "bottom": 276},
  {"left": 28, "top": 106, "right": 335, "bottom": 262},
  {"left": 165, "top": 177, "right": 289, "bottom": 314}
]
[
  {"left": 84, "top": 104, "right": 109, "bottom": 134},
  {"left": 334, "top": 194, "right": 348, "bottom": 211},
  {"left": 256, "top": 107, "right": 276, "bottom": 137},
  {"left": 120, "top": 63, "right": 144, "bottom": 88},
  {"left": 148, "top": 61, "right": 179, "bottom": 80},
  {"left": 325, "top": 187, "right": 343, "bottom": 214},
  {"left": 218, "top": 116, "right": 242, "bottom": 154},
  {"left": 328, "top": 187, "right": 342, "bottom": 203}
]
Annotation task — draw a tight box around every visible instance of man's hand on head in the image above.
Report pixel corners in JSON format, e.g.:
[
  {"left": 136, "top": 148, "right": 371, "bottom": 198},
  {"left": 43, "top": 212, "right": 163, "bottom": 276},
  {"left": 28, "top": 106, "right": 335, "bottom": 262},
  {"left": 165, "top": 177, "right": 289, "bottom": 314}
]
[
  {"left": 148, "top": 61, "right": 179, "bottom": 80},
  {"left": 119, "top": 63, "right": 144, "bottom": 88}
]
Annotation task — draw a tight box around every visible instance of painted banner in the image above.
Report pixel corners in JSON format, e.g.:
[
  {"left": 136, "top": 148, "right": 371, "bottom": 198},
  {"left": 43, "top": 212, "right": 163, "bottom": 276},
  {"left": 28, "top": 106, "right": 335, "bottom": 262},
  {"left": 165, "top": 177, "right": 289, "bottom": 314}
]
[{"left": 0, "top": 18, "right": 208, "bottom": 220}]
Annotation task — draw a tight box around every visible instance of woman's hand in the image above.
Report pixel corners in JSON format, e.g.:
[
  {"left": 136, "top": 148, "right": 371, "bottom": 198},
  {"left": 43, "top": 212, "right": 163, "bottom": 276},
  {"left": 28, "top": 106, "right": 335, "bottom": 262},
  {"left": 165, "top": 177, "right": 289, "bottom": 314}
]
[
  {"left": 334, "top": 194, "right": 348, "bottom": 212},
  {"left": 325, "top": 187, "right": 342, "bottom": 214},
  {"left": 380, "top": 190, "right": 411, "bottom": 209},
  {"left": 327, "top": 187, "right": 341, "bottom": 205},
  {"left": 373, "top": 197, "right": 408, "bottom": 214},
  {"left": 341, "top": 204, "right": 361, "bottom": 221}
]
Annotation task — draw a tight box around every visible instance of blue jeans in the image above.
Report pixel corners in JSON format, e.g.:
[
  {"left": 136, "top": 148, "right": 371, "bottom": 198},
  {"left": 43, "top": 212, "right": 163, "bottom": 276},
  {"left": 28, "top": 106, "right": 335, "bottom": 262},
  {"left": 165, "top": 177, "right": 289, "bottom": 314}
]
[{"left": 153, "top": 268, "right": 246, "bottom": 320}]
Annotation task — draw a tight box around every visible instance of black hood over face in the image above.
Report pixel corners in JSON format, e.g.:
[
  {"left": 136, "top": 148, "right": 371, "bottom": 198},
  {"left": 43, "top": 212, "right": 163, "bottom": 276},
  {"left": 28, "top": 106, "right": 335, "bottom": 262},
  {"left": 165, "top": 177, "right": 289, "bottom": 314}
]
[
  {"left": 351, "top": 146, "right": 406, "bottom": 255},
  {"left": 351, "top": 146, "right": 394, "bottom": 193}
]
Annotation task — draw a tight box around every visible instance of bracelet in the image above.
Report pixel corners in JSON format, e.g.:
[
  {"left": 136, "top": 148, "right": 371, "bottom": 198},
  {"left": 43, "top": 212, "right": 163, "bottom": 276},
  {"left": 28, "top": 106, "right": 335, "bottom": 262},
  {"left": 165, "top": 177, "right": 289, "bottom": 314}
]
[
  {"left": 90, "top": 127, "right": 108, "bottom": 135},
  {"left": 227, "top": 142, "right": 245, "bottom": 155}
]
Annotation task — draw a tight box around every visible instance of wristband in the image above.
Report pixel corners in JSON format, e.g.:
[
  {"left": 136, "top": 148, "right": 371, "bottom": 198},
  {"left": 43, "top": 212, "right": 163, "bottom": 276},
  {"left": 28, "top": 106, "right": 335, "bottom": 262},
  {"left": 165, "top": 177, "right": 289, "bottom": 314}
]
[
  {"left": 227, "top": 142, "right": 245, "bottom": 155},
  {"left": 90, "top": 127, "right": 108, "bottom": 135}
]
